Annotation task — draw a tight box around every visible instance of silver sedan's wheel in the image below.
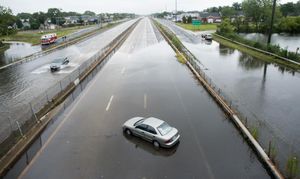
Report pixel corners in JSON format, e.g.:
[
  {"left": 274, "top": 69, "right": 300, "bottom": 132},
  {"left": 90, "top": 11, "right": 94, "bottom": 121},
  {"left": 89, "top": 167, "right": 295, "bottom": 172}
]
[
  {"left": 125, "top": 129, "right": 132, "bottom": 135},
  {"left": 153, "top": 141, "right": 160, "bottom": 148}
]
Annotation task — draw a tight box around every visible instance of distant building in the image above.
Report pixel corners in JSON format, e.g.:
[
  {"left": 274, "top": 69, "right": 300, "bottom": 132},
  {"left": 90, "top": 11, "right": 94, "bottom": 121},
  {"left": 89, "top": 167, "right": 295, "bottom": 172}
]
[
  {"left": 177, "top": 12, "right": 200, "bottom": 22},
  {"left": 64, "top": 16, "right": 80, "bottom": 24},
  {"left": 20, "top": 19, "right": 31, "bottom": 29},
  {"left": 43, "top": 18, "right": 58, "bottom": 30},
  {"left": 199, "top": 12, "right": 222, "bottom": 23},
  {"left": 230, "top": 11, "right": 245, "bottom": 22}
]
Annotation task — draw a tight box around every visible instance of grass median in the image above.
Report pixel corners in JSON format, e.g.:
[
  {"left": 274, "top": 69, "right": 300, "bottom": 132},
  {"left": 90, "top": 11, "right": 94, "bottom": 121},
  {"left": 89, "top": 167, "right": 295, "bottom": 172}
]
[
  {"left": 176, "top": 23, "right": 217, "bottom": 31},
  {"left": 0, "top": 25, "right": 97, "bottom": 45}
]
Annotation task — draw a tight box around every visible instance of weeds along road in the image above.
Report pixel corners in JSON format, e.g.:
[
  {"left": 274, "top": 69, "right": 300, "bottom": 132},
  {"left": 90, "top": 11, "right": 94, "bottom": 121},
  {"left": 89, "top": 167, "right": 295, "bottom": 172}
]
[
  {"left": 0, "top": 20, "right": 137, "bottom": 137},
  {"left": 17, "top": 18, "right": 270, "bottom": 179}
]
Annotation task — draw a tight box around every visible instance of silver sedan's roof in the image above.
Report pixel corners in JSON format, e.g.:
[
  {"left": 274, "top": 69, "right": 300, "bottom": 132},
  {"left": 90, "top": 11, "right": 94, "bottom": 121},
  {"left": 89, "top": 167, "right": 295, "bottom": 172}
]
[{"left": 142, "top": 117, "right": 164, "bottom": 128}]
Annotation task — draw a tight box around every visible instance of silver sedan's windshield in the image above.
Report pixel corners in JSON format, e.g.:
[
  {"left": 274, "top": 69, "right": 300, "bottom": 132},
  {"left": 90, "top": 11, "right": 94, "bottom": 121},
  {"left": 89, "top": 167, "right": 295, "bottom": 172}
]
[{"left": 157, "top": 122, "right": 172, "bottom": 136}]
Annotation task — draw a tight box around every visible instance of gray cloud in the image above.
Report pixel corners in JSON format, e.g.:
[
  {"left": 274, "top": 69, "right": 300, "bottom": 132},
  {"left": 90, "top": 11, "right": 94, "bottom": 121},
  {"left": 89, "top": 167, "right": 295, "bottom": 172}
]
[{"left": 2, "top": 0, "right": 298, "bottom": 15}]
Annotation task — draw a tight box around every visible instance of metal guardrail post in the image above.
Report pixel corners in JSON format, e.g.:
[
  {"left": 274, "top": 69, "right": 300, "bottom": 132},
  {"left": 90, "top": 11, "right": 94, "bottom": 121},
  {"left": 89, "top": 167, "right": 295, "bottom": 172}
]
[
  {"left": 16, "top": 121, "right": 24, "bottom": 137},
  {"left": 30, "top": 103, "right": 39, "bottom": 123}
]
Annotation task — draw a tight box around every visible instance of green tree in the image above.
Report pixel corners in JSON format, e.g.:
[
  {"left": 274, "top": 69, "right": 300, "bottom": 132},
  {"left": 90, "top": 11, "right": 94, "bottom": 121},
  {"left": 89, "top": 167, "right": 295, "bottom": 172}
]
[
  {"left": 47, "top": 8, "right": 62, "bottom": 24},
  {"left": 17, "top": 12, "right": 32, "bottom": 20},
  {"left": 0, "top": 6, "right": 17, "bottom": 35},
  {"left": 260, "top": 0, "right": 282, "bottom": 33},
  {"left": 217, "top": 19, "right": 235, "bottom": 35},
  {"left": 277, "top": 16, "right": 300, "bottom": 33},
  {"left": 32, "top": 12, "right": 47, "bottom": 25},
  {"left": 83, "top": 10, "right": 96, "bottom": 16},
  {"left": 182, "top": 16, "right": 187, "bottom": 23},
  {"left": 280, "top": 2, "right": 296, "bottom": 16},
  {"left": 187, "top": 16, "right": 192, "bottom": 23},
  {"left": 242, "top": 0, "right": 263, "bottom": 31},
  {"left": 232, "top": 2, "right": 242, "bottom": 11},
  {"left": 221, "top": 6, "right": 235, "bottom": 18}
]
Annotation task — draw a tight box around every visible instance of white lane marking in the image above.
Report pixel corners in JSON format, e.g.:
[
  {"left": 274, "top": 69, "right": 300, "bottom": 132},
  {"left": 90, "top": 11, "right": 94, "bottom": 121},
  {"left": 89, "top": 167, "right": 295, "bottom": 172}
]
[
  {"left": 13, "top": 88, "right": 31, "bottom": 99},
  {"left": 106, "top": 95, "right": 114, "bottom": 111},
  {"left": 144, "top": 94, "right": 147, "bottom": 109},
  {"left": 121, "top": 67, "right": 125, "bottom": 74},
  {"left": 18, "top": 71, "right": 101, "bottom": 179}
]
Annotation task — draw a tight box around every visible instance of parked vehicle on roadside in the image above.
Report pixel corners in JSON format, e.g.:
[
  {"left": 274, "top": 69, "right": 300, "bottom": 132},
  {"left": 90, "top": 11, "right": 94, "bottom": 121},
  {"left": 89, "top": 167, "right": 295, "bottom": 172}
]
[
  {"left": 50, "top": 57, "right": 69, "bottom": 72},
  {"left": 41, "top": 33, "right": 57, "bottom": 45},
  {"left": 123, "top": 117, "right": 180, "bottom": 148}
]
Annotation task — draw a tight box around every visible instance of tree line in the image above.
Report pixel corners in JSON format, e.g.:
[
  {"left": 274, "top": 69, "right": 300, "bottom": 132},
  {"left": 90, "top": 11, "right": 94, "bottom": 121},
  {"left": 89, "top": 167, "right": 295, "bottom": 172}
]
[
  {"left": 0, "top": 6, "right": 134, "bottom": 36},
  {"left": 209, "top": 0, "right": 300, "bottom": 34}
]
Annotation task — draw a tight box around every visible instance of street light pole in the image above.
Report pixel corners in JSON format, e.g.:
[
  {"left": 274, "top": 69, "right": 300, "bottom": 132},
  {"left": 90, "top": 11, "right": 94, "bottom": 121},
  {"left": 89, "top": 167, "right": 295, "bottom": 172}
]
[
  {"left": 267, "top": 0, "right": 277, "bottom": 44},
  {"left": 175, "top": 0, "right": 177, "bottom": 22}
]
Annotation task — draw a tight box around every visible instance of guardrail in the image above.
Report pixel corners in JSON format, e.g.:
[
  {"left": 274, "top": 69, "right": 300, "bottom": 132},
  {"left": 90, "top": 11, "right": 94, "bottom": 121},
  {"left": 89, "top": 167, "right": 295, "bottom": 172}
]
[
  {"left": 153, "top": 19, "right": 284, "bottom": 179},
  {"left": 0, "top": 19, "right": 140, "bottom": 178},
  {"left": 0, "top": 21, "right": 125, "bottom": 70},
  {"left": 213, "top": 33, "right": 300, "bottom": 67}
]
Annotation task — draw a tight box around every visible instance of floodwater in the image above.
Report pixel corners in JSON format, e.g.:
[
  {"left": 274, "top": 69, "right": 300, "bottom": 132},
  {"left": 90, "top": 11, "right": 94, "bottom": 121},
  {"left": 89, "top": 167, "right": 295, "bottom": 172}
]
[
  {"left": 0, "top": 24, "right": 109, "bottom": 68},
  {"left": 239, "top": 33, "right": 300, "bottom": 52},
  {"left": 17, "top": 18, "right": 269, "bottom": 179},
  {"left": 0, "top": 42, "right": 41, "bottom": 67},
  {"left": 159, "top": 19, "right": 300, "bottom": 172},
  {"left": 0, "top": 20, "right": 137, "bottom": 141}
]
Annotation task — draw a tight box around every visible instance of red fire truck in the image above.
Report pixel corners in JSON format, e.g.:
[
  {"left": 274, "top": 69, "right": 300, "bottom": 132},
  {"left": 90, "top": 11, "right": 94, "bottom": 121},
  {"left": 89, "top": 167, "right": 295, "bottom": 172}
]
[{"left": 41, "top": 33, "right": 57, "bottom": 45}]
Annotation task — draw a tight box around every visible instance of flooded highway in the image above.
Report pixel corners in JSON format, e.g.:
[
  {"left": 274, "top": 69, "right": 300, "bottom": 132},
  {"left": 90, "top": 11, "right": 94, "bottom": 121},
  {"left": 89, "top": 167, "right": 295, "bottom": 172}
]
[
  {"left": 0, "top": 23, "right": 114, "bottom": 68},
  {"left": 0, "top": 20, "right": 136, "bottom": 139},
  {"left": 159, "top": 20, "right": 300, "bottom": 170},
  {"left": 17, "top": 18, "right": 269, "bottom": 178}
]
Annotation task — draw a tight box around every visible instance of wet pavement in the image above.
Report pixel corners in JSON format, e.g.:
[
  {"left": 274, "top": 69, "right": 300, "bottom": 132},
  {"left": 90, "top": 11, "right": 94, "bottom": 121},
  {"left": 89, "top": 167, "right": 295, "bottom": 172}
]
[
  {"left": 17, "top": 18, "right": 269, "bottom": 179},
  {"left": 0, "top": 25, "right": 102, "bottom": 67},
  {"left": 158, "top": 19, "right": 300, "bottom": 171},
  {"left": 0, "top": 20, "right": 137, "bottom": 140}
]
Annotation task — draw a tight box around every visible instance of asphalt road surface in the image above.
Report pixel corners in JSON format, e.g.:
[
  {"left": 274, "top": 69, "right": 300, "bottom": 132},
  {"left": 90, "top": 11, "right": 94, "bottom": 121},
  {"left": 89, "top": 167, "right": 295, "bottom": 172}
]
[
  {"left": 158, "top": 19, "right": 300, "bottom": 169},
  {"left": 0, "top": 19, "right": 137, "bottom": 139},
  {"left": 18, "top": 18, "right": 270, "bottom": 179}
]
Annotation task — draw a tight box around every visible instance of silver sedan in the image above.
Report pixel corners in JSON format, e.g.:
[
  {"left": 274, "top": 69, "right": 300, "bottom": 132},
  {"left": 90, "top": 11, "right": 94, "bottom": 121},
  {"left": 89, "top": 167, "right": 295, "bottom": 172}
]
[{"left": 122, "top": 117, "right": 180, "bottom": 148}]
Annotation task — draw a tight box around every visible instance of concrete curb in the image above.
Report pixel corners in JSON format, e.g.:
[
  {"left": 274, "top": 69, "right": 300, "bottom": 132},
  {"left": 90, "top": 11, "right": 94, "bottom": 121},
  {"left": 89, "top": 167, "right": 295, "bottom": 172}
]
[{"left": 154, "top": 19, "right": 284, "bottom": 179}]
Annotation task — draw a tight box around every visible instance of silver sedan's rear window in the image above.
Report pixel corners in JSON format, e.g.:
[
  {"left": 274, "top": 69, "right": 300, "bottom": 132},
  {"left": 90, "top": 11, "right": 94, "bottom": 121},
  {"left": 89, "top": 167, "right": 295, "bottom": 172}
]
[
  {"left": 134, "top": 119, "right": 145, "bottom": 126},
  {"left": 157, "top": 122, "right": 172, "bottom": 136}
]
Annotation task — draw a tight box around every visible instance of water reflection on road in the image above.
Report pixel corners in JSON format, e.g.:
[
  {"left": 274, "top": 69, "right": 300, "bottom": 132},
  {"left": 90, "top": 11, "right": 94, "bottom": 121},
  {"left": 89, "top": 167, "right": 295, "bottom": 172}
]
[
  {"left": 185, "top": 38, "right": 300, "bottom": 170},
  {"left": 158, "top": 19, "right": 300, "bottom": 172}
]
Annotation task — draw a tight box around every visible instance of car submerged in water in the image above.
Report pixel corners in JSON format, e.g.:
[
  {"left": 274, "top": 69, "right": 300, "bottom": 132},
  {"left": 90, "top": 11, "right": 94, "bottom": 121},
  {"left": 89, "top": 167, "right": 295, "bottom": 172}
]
[
  {"left": 123, "top": 117, "right": 180, "bottom": 148},
  {"left": 50, "top": 57, "right": 69, "bottom": 72}
]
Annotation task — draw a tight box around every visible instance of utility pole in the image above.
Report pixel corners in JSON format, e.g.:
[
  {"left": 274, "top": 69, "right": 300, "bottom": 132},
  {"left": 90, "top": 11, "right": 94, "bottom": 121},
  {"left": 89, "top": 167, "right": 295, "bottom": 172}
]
[
  {"left": 175, "top": 0, "right": 177, "bottom": 22},
  {"left": 267, "top": 0, "right": 277, "bottom": 44}
]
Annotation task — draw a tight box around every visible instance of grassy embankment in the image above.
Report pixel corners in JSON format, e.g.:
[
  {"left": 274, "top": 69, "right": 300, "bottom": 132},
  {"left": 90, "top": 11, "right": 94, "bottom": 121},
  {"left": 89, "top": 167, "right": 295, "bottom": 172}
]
[
  {"left": 213, "top": 34, "right": 300, "bottom": 70},
  {"left": 175, "top": 22, "right": 300, "bottom": 70},
  {"left": 176, "top": 23, "right": 217, "bottom": 31},
  {"left": 0, "top": 25, "right": 96, "bottom": 45}
]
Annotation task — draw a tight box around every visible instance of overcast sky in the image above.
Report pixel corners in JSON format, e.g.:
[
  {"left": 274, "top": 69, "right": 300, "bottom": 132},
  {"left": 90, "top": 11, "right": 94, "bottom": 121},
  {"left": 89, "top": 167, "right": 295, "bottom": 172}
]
[{"left": 2, "top": 0, "right": 299, "bottom": 15}]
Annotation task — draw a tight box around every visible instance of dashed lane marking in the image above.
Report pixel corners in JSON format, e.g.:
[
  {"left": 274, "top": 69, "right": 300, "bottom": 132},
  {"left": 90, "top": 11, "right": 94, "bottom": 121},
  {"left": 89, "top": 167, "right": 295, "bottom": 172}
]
[{"left": 106, "top": 95, "right": 114, "bottom": 111}]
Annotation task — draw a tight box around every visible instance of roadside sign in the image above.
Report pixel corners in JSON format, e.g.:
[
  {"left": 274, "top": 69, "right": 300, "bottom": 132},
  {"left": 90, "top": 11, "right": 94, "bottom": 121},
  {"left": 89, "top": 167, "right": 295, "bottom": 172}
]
[{"left": 192, "top": 19, "right": 201, "bottom": 26}]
